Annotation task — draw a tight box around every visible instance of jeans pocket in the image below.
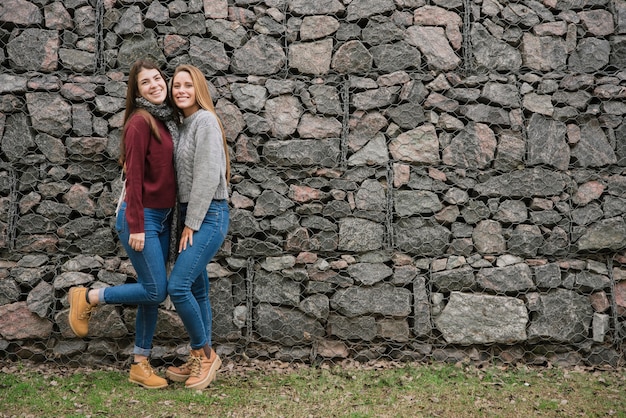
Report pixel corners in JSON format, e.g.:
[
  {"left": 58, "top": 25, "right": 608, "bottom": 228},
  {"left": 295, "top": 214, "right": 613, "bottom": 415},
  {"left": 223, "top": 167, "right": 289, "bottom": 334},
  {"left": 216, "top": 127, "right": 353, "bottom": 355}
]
[{"left": 115, "top": 211, "right": 126, "bottom": 234}]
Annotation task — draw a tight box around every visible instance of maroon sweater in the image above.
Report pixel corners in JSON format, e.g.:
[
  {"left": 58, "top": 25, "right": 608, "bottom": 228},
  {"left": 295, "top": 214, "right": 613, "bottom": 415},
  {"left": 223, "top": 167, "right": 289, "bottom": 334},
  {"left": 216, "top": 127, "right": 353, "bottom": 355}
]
[{"left": 124, "top": 112, "right": 176, "bottom": 234}]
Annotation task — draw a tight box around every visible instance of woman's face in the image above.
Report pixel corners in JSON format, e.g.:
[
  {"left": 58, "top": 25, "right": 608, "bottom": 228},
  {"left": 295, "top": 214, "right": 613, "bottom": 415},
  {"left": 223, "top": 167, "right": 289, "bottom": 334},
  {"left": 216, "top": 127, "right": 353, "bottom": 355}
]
[
  {"left": 136, "top": 68, "right": 167, "bottom": 105},
  {"left": 172, "top": 70, "right": 200, "bottom": 117}
]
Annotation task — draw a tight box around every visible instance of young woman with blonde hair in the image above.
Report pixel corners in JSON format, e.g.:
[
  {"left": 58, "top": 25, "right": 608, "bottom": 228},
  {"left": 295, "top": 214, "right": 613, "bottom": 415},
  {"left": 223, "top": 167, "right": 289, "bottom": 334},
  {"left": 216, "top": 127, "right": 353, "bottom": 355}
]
[{"left": 165, "top": 64, "right": 230, "bottom": 390}]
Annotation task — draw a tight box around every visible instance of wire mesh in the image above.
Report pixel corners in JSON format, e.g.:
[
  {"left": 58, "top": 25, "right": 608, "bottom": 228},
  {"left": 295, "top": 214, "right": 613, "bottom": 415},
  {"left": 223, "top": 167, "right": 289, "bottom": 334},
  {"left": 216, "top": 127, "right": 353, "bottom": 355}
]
[{"left": 0, "top": 0, "right": 625, "bottom": 370}]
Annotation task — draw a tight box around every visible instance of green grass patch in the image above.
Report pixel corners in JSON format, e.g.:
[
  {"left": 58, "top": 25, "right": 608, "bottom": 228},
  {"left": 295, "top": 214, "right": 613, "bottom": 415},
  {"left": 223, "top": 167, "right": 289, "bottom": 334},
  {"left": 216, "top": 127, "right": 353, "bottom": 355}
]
[{"left": 1, "top": 361, "right": 625, "bottom": 417}]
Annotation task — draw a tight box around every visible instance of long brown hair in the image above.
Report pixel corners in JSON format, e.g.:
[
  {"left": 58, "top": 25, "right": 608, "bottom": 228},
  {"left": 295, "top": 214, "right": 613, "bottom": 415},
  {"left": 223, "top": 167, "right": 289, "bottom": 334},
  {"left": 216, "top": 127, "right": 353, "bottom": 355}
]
[
  {"left": 172, "top": 64, "right": 231, "bottom": 182},
  {"left": 119, "top": 59, "right": 170, "bottom": 168}
]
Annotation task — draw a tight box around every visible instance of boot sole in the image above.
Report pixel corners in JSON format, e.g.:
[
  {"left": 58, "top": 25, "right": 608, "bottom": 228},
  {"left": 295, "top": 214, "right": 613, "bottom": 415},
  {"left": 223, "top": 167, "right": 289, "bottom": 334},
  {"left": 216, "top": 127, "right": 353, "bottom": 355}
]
[
  {"left": 68, "top": 288, "right": 88, "bottom": 338},
  {"left": 185, "top": 356, "right": 222, "bottom": 390},
  {"left": 129, "top": 377, "right": 168, "bottom": 389},
  {"left": 165, "top": 369, "right": 189, "bottom": 382}
]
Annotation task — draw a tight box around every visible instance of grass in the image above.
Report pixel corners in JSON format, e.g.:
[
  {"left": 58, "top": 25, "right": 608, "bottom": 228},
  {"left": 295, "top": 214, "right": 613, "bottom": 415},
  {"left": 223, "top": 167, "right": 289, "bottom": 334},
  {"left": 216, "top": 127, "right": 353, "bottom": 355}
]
[{"left": 1, "top": 359, "right": 625, "bottom": 417}]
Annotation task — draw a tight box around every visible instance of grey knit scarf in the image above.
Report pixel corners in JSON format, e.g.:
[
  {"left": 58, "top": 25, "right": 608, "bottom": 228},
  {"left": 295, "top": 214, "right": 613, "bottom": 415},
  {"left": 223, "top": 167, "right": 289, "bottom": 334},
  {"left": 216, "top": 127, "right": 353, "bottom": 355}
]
[{"left": 135, "top": 97, "right": 180, "bottom": 144}]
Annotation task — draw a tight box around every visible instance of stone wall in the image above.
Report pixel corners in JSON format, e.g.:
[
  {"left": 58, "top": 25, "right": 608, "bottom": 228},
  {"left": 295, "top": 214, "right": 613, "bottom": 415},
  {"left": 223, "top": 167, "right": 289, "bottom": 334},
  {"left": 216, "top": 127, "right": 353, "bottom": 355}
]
[{"left": 1, "top": 0, "right": 626, "bottom": 367}]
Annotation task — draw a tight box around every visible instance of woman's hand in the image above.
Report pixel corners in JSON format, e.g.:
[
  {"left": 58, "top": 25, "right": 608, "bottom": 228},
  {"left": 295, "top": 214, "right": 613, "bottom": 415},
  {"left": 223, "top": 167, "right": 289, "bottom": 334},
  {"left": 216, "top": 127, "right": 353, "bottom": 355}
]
[
  {"left": 179, "top": 226, "right": 195, "bottom": 252},
  {"left": 129, "top": 232, "right": 145, "bottom": 252}
]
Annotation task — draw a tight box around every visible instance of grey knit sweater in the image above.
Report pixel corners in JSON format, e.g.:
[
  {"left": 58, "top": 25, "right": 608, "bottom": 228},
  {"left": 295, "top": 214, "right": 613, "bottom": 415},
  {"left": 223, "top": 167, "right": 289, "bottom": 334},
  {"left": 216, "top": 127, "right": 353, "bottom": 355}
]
[{"left": 175, "top": 109, "right": 229, "bottom": 231}]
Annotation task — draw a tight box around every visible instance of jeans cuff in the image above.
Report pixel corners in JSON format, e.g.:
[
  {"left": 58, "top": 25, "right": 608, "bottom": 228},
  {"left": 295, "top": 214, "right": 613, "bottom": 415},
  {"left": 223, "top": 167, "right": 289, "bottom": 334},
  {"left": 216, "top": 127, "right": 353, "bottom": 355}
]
[
  {"left": 133, "top": 345, "right": 151, "bottom": 357},
  {"left": 98, "top": 288, "right": 106, "bottom": 304}
]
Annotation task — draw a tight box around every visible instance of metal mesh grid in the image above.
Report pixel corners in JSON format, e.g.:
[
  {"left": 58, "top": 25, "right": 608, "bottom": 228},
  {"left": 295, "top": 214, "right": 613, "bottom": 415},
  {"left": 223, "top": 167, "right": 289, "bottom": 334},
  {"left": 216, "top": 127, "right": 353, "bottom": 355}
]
[{"left": 0, "top": 0, "right": 625, "bottom": 369}]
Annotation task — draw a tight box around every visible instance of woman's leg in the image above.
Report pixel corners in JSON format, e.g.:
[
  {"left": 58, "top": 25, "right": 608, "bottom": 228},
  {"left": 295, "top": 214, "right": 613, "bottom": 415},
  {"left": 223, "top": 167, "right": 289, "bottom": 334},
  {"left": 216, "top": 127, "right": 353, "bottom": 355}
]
[
  {"left": 168, "top": 200, "right": 229, "bottom": 349},
  {"left": 110, "top": 204, "right": 171, "bottom": 354},
  {"left": 191, "top": 269, "right": 211, "bottom": 345}
]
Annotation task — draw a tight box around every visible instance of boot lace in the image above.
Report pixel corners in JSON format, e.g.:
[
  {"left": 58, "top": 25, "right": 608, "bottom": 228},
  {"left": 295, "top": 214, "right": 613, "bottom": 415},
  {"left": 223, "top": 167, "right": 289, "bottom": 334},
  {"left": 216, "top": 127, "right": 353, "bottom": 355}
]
[
  {"left": 188, "top": 354, "right": 202, "bottom": 377},
  {"left": 138, "top": 360, "right": 153, "bottom": 376},
  {"left": 79, "top": 306, "right": 94, "bottom": 320},
  {"left": 179, "top": 358, "right": 194, "bottom": 373}
]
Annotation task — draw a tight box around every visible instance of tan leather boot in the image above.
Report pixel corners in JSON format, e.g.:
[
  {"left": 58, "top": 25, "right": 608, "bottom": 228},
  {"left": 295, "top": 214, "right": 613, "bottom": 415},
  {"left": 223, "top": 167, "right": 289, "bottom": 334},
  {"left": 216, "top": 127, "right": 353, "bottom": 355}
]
[
  {"left": 166, "top": 358, "right": 193, "bottom": 382},
  {"left": 129, "top": 359, "right": 168, "bottom": 389},
  {"left": 185, "top": 348, "right": 222, "bottom": 390},
  {"left": 68, "top": 287, "right": 94, "bottom": 338}
]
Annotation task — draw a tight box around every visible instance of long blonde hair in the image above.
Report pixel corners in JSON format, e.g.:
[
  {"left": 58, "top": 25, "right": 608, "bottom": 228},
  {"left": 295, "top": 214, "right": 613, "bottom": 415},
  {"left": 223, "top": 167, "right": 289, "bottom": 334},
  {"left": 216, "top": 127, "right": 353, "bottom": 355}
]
[{"left": 172, "top": 65, "right": 231, "bottom": 182}]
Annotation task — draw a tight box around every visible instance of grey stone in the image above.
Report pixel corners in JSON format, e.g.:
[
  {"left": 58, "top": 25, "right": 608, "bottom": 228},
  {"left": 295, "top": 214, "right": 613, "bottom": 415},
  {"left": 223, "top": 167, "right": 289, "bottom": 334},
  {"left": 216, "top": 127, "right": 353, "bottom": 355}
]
[
  {"left": 443, "top": 123, "right": 496, "bottom": 169},
  {"left": 362, "top": 16, "right": 404, "bottom": 45},
  {"left": 212, "top": 277, "right": 240, "bottom": 340},
  {"left": 394, "top": 218, "right": 450, "bottom": 256},
  {"left": 527, "top": 289, "right": 593, "bottom": 343},
  {"left": 564, "top": 271, "right": 611, "bottom": 292},
  {"left": 254, "top": 303, "right": 324, "bottom": 345},
  {"left": 297, "top": 114, "right": 342, "bottom": 139},
  {"left": 230, "top": 208, "right": 261, "bottom": 237},
  {"left": 330, "top": 284, "right": 411, "bottom": 318},
  {"left": 232, "top": 35, "right": 286, "bottom": 75},
  {"left": 533, "top": 263, "right": 561, "bottom": 289},
  {"left": 371, "top": 42, "right": 421, "bottom": 72},
  {"left": 571, "top": 204, "right": 603, "bottom": 226},
  {"left": 264, "top": 95, "right": 302, "bottom": 139},
  {"left": 114, "top": 6, "right": 144, "bottom": 34},
  {"left": 300, "top": 16, "right": 340, "bottom": 41},
  {"left": 346, "top": 263, "right": 392, "bottom": 286},
  {"left": 476, "top": 263, "right": 535, "bottom": 294},
  {"left": 521, "top": 32, "right": 567, "bottom": 71},
  {"left": 460, "top": 104, "right": 510, "bottom": 126},
  {"left": 472, "top": 23, "right": 522, "bottom": 72},
  {"left": 482, "top": 82, "right": 521, "bottom": 108},
  {"left": 338, "top": 218, "right": 384, "bottom": 252},
  {"left": 327, "top": 314, "right": 377, "bottom": 341},
  {"left": 406, "top": 25, "right": 460, "bottom": 71},
  {"left": 6, "top": 29, "right": 59, "bottom": 72},
  {"left": 389, "top": 123, "right": 440, "bottom": 164},
  {"left": 117, "top": 32, "right": 166, "bottom": 70},
  {"left": 2, "top": 113, "right": 35, "bottom": 161},
  {"left": 494, "top": 200, "right": 528, "bottom": 224},
  {"left": 435, "top": 292, "right": 528, "bottom": 344},
  {"left": 395, "top": 190, "right": 442, "bottom": 217},
  {"left": 231, "top": 83, "right": 267, "bottom": 112},
  {"left": 568, "top": 38, "right": 611, "bottom": 73},
  {"left": 508, "top": 224, "right": 544, "bottom": 257},
  {"left": 263, "top": 139, "right": 340, "bottom": 168},
  {"left": 473, "top": 220, "right": 506, "bottom": 254},
  {"left": 206, "top": 19, "right": 248, "bottom": 48},
  {"left": 385, "top": 102, "right": 427, "bottom": 130},
  {"left": 0, "top": 302, "right": 53, "bottom": 340},
  {"left": 26, "top": 281, "right": 53, "bottom": 318},
  {"left": 85, "top": 305, "right": 128, "bottom": 338},
  {"left": 299, "top": 294, "right": 330, "bottom": 321},
  {"left": 253, "top": 271, "right": 300, "bottom": 307},
  {"left": 576, "top": 217, "right": 626, "bottom": 252},
  {"left": 308, "top": 85, "right": 342, "bottom": 116},
  {"left": 288, "top": 0, "right": 345, "bottom": 16},
  {"left": 346, "top": 0, "right": 395, "bottom": 22},
  {"left": 289, "top": 39, "right": 333, "bottom": 75},
  {"left": 571, "top": 118, "right": 617, "bottom": 167},
  {"left": 1, "top": 0, "right": 42, "bottom": 25},
  {"left": 0, "top": 74, "right": 27, "bottom": 94},
  {"left": 0, "top": 279, "right": 21, "bottom": 306},
  {"left": 461, "top": 200, "right": 490, "bottom": 225},
  {"left": 331, "top": 40, "right": 373, "bottom": 74},
  {"left": 474, "top": 167, "right": 569, "bottom": 198}
]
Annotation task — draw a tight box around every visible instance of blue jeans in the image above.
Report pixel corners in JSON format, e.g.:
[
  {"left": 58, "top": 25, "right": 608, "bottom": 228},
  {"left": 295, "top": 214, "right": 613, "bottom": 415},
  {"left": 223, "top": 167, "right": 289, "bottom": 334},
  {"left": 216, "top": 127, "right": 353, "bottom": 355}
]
[
  {"left": 168, "top": 200, "right": 229, "bottom": 350},
  {"left": 110, "top": 202, "right": 171, "bottom": 356}
]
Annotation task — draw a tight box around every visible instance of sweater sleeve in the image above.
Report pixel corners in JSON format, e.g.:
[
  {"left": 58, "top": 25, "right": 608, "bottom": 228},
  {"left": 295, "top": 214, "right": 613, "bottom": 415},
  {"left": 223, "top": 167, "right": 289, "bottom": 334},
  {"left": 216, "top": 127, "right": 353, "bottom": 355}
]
[
  {"left": 184, "top": 114, "right": 225, "bottom": 230},
  {"left": 123, "top": 115, "right": 151, "bottom": 234}
]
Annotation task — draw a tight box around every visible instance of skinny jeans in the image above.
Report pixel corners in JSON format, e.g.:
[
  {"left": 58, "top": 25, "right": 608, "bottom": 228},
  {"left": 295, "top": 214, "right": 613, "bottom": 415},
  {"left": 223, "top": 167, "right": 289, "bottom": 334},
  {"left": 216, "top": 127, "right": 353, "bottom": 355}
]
[
  {"left": 167, "top": 200, "right": 229, "bottom": 350},
  {"left": 108, "top": 202, "right": 171, "bottom": 356}
]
